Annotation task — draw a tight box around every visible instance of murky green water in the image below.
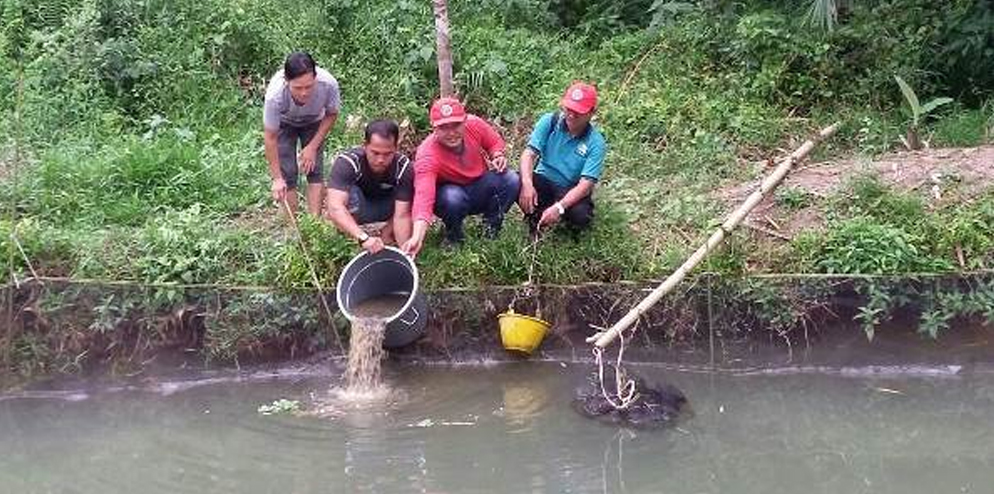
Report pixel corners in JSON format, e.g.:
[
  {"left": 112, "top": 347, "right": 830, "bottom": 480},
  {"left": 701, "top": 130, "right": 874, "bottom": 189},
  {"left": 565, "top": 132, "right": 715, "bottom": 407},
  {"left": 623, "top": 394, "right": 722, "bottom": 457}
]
[{"left": 2, "top": 362, "right": 994, "bottom": 493}]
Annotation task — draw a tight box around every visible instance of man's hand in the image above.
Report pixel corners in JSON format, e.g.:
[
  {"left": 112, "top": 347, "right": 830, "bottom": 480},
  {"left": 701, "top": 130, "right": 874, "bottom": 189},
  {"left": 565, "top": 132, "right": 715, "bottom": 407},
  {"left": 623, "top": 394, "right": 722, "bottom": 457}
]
[
  {"left": 401, "top": 234, "right": 423, "bottom": 258},
  {"left": 271, "top": 178, "right": 287, "bottom": 202},
  {"left": 361, "top": 236, "right": 385, "bottom": 254},
  {"left": 490, "top": 153, "right": 508, "bottom": 173},
  {"left": 402, "top": 220, "right": 429, "bottom": 258},
  {"left": 538, "top": 203, "right": 562, "bottom": 228},
  {"left": 519, "top": 183, "right": 538, "bottom": 214},
  {"left": 298, "top": 146, "right": 318, "bottom": 175}
]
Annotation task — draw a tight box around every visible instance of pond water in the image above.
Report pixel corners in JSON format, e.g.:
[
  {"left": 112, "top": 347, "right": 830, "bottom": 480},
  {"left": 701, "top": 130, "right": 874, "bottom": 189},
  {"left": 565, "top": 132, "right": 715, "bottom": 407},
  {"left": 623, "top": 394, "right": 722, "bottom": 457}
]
[{"left": 2, "top": 361, "right": 994, "bottom": 493}]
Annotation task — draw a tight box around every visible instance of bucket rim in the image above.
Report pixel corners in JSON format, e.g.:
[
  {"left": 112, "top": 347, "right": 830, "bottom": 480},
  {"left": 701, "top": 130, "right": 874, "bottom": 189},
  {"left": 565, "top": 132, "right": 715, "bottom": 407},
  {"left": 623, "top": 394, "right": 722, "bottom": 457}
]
[
  {"left": 336, "top": 246, "right": 420, "bottom": 323},
  {"left": 498, "top": 311, "right": 551, "bottom": 328}
]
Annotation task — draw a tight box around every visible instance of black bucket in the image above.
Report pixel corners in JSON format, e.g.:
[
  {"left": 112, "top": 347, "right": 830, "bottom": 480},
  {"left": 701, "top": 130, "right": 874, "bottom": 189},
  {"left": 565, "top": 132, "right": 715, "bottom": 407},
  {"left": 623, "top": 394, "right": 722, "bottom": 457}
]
[{"left": 336, "top": 246, "right": 427, "bottom": 348}]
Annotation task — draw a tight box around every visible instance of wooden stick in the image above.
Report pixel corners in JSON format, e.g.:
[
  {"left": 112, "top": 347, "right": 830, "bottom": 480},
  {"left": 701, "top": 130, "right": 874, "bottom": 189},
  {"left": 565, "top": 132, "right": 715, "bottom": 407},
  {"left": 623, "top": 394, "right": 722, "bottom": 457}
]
[
  {"left": 589, "top": 123, "right": 840, "bottom": 348},
  {"left": 283, "top": 198, "right": 346, "bottom": 354}
]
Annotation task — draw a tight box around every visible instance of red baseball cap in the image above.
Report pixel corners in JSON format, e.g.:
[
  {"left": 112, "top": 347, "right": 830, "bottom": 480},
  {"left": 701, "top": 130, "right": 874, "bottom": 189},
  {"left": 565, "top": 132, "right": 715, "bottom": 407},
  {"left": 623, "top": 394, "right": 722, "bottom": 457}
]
[
  {"left": 560, "top": 82, "right": 598, "bottom": 114},
  {"left": 429, "top": 97, "right": 467, "bottom": 127}
]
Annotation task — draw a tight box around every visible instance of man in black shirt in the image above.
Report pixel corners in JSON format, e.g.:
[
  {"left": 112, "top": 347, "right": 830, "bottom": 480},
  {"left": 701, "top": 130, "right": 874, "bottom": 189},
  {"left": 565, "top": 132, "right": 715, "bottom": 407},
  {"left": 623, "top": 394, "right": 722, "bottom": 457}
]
[{"left": 325, "top": 120, "right": 414, "bottom": 253}]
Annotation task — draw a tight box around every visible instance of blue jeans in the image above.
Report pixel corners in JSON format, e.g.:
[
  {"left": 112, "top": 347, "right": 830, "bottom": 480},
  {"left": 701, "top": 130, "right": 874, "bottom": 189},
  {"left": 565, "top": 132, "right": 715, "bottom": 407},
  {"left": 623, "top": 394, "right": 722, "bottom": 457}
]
[{"left": 434, "top": 170, "right": 521, "bottom": 242}]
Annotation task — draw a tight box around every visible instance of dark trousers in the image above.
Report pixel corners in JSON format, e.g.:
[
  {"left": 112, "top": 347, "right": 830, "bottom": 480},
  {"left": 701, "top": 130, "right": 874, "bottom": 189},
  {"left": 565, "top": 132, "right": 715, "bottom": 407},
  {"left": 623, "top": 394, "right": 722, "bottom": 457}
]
[
  {"left": 528, "top": 173, "right": 594, "bottom": 232},
  {"left": 435, "top": 170, "right": 521, "bottom": 241},
  {"left": 277, "top": 121, "right": 324, "bottom": 188}
]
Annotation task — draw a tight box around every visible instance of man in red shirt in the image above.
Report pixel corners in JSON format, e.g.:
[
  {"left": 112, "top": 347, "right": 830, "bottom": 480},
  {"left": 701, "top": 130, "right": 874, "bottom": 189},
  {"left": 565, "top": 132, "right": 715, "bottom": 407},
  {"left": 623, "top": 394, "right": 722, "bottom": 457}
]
[{"left": 402, "top": 98, "right": 520, "bottom": 257}]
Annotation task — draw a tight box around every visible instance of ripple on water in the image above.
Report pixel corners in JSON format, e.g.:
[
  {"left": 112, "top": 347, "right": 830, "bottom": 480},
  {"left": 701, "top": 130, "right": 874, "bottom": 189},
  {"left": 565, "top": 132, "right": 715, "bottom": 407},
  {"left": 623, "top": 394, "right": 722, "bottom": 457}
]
[{"left": 307, "top": 385, "right": 408, "bottom": 421}]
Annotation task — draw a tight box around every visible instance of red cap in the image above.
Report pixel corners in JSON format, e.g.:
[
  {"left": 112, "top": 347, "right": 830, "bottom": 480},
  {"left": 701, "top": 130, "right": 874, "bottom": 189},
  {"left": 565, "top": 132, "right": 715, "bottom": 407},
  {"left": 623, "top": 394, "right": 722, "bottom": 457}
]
[
  {"left": 560, "top": 82, "right": 598, "bottom": 114},
  {"left": 429, "top": 97, "right": 467, "bottom": 127}
]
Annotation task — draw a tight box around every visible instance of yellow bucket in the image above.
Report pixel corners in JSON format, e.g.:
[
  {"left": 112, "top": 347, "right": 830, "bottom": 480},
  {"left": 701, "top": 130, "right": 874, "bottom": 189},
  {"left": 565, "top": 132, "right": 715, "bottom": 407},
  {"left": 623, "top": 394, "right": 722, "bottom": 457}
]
[{"left": 498, "top": 310, "right": 550, "bottom": 355}]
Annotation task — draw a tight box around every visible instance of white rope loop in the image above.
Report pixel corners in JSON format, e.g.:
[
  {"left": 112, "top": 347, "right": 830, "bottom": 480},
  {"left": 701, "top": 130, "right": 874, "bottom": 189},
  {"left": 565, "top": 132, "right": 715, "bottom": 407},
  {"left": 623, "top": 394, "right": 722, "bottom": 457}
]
[{"left": 593, "top": 325, "right": 638, "bottom": 411}]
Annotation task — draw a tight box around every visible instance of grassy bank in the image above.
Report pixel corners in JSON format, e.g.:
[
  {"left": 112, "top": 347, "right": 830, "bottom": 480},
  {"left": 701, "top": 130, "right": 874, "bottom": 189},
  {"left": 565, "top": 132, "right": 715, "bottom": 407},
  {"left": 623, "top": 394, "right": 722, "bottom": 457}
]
[
  {"left": 1, "top": 0, "right": 993, "bottom": 381},
  {"left": 2, "top": 0, "right": 992, "bottom": 290}
]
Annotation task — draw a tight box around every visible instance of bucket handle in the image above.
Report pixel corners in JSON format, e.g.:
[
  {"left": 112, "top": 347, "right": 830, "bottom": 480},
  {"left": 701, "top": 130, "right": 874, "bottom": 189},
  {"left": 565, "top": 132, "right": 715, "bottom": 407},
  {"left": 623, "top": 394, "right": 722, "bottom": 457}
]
[{"left": 399, "top": 307, "right": 420, "bottom": 326}]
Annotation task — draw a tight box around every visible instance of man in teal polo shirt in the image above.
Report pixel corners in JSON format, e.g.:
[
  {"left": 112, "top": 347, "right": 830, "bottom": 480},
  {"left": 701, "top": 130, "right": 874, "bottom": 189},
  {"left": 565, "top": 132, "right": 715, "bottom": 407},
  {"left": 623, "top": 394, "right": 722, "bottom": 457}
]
[{"left": 518, "top": 82, "right": 606, "bottom": 233}]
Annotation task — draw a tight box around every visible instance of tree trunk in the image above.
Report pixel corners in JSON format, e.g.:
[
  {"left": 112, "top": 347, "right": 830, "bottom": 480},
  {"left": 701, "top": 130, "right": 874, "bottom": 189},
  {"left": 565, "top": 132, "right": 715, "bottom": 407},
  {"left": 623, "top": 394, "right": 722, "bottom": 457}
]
[{"left": 432, "top": 0, "right": 454, "bottom": 98}]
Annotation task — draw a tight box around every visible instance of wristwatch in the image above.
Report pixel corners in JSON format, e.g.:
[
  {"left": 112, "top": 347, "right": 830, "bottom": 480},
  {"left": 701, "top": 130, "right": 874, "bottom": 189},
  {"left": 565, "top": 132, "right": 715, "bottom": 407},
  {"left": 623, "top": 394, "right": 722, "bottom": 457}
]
[
  {"left": 554, "top": 202, "right": 566, "bottom": 215},
  {"left": 356, "top": 232, "right": 370, "bottom": 245}
]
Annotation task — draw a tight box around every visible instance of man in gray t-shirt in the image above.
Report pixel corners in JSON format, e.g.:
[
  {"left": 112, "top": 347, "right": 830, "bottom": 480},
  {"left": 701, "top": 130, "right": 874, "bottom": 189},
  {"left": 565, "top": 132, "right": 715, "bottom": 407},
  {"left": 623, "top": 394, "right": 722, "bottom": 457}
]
[{"left": 263, "top": 52, "right": 341, "bottom": 216}]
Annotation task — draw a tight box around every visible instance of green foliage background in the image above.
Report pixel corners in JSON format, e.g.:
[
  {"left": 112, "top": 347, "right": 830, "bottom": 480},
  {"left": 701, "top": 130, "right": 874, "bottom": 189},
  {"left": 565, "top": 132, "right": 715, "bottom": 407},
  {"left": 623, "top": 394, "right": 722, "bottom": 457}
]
[{"left": 0, "top": 0, "right": 991, "bottom": 288}]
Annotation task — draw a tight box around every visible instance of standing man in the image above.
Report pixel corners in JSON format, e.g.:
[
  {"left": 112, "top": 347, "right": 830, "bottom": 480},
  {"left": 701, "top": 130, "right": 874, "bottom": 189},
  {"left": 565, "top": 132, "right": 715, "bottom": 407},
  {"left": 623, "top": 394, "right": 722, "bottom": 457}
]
[
  {"left": 263, "top": 52, "right": 341, "bottom": 216},
  {"left": 402, "top": 98, "right": 520, "bottom": 257},
  {"left": 519, "top": 82, "right": 606, "bottom": 233},
  {"left": 325, "top": 119, "right": 414, "bottom": 254}
]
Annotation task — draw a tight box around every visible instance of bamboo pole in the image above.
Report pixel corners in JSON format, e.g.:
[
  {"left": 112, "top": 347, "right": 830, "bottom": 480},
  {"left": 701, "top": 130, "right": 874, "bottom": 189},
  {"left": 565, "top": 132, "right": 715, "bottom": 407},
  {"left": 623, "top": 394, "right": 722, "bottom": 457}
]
[{"left": 589, "top": 123, "right": 840, "bottom": 348}]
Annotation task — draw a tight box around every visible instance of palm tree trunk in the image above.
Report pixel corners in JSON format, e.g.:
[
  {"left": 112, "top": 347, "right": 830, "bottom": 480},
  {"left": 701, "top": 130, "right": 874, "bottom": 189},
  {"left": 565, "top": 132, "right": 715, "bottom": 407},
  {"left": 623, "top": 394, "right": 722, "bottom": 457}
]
[{"left": 432, "top": 0, "right": 454, "bottom": 97}]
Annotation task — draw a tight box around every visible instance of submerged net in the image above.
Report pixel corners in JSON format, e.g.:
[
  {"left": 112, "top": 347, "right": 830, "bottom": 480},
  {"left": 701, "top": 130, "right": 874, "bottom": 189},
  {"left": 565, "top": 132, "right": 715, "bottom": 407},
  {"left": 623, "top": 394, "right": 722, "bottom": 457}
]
[{"left": 572, "top": 371, "right": 689, "bottom": 427}]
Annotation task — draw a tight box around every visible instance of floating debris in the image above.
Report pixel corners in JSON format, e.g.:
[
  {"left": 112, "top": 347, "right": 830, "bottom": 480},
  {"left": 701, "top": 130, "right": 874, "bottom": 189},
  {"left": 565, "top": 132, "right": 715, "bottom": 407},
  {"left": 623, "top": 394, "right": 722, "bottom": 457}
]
[{"left": 258, "top": 399, "right": 301, "bottom": 415}]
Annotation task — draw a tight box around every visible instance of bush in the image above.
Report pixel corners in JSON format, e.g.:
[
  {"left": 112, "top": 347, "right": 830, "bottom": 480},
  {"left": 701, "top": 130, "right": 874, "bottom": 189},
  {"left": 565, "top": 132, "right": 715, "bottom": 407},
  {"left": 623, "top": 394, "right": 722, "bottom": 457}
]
[{"left": 816, "top": 217, "right": 953, "bottom": 274}]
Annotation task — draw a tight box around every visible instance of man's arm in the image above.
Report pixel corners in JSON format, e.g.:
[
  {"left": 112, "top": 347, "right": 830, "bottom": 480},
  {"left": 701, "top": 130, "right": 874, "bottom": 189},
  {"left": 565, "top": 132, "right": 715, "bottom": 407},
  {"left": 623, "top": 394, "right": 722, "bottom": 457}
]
[
  {"left": 325, "top": 188, "right": 384, "bottom": 253},
  {"left": 264, "top": 128, "right": 285, "bottom": 201},
  {"left": 472, "top": 116, "right": 507, "bottom": 169},
  {"left": 518, "top": 147, "right": 539, "bottom": 214},
  {"left": 325, "top": 188, "right": 363, "bottom": 240},
  {"left": 559, "top": 178, "right": 596, "bottom": 209},
  {"left": 299, "top": 112, "right": 338, "bottom": 174},
  {"left": 538, "top": 178, "right": 596, "bottom": 227},
  {"left": 403, "top": 219, "right": 431, "bottom": 258},
  {"left": 392, "top": 200, "right": 413, "bottom": 246},
  {"left": 401, "top": 156, "right": 437, "bottom": 258},
  {"left": 518, "top": 113, "right": 554, "bottom": 214}
]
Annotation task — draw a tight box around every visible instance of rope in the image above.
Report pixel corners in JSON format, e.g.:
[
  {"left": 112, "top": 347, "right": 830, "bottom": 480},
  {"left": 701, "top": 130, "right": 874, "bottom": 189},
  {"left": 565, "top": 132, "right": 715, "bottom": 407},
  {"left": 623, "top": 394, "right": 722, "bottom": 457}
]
[
  {"left": 592, "top": 322, "right": 639, "bottom": 410},
  {"left": 282, "top": 198, "right": 346, "bottom": 354},
  {"left": 507, "top": 233, "right": 543, "bottom": 313},
  {"left": 10, "top": 233, "right": 40, "bottom": 289}
]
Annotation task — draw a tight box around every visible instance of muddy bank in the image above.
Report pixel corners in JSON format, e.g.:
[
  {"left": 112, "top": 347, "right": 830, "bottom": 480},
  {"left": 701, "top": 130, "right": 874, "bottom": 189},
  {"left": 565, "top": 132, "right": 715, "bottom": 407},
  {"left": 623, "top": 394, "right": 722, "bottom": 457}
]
[
  {"left": 718, "top": 145, "right": 994, "bottom": 238},
  {"left": 2, "top": 274, "right": 993, "bottom": 387}
]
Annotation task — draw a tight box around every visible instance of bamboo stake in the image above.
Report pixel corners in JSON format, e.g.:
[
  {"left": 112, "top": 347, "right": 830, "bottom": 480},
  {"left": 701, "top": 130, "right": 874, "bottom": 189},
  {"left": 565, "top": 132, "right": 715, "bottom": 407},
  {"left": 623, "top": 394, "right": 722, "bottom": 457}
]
[
  {"left": 282, "top": 199, "right": 346, "bottom": 355},
  {"left": 589, "top": 123, "right": 840, "bottom": 348}
]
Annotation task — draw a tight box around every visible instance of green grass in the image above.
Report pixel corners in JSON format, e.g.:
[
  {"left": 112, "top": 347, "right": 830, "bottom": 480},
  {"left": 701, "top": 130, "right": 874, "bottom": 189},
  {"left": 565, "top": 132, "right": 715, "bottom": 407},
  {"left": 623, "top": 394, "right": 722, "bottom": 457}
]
[
  {"left": 784, "top": 176, "right": 994, "bottom": 273},
  {"left": 931, "top": 103, "right": 994, "bottom": 147},
  {"left": 1, "top": 0, "right": 992, "bottom": 290}
]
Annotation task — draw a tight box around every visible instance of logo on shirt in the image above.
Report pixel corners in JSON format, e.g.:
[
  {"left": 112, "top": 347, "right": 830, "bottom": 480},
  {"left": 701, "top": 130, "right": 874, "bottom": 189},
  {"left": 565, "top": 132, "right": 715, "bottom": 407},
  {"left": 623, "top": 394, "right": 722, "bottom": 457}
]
[
  {"left": 441, "top": 104, "right": 454, "bottom": 117},
  {"left": 577, "top": 142, "right": 588, "bottom": 156}
]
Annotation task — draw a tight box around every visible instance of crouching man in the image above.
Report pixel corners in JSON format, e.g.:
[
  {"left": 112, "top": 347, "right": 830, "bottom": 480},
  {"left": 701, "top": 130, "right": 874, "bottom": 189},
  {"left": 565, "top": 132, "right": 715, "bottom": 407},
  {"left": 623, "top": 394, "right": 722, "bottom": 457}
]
[
  {"left": 519, "top": 82, "right": 606, "bottom": 234},
  {"left": 325, "top": 120, "right": 413, "bottom": 253},
  {"left": 402, "top": 98, "right": 520, "bottom": 256}
]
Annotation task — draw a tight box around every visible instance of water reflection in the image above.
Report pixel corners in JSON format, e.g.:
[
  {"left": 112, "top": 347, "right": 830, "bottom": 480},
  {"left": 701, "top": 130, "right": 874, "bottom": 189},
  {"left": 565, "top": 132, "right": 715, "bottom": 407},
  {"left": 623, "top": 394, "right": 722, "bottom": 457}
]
[{"left": 499, "top": 379, "right": 550, "bottom": 433}]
